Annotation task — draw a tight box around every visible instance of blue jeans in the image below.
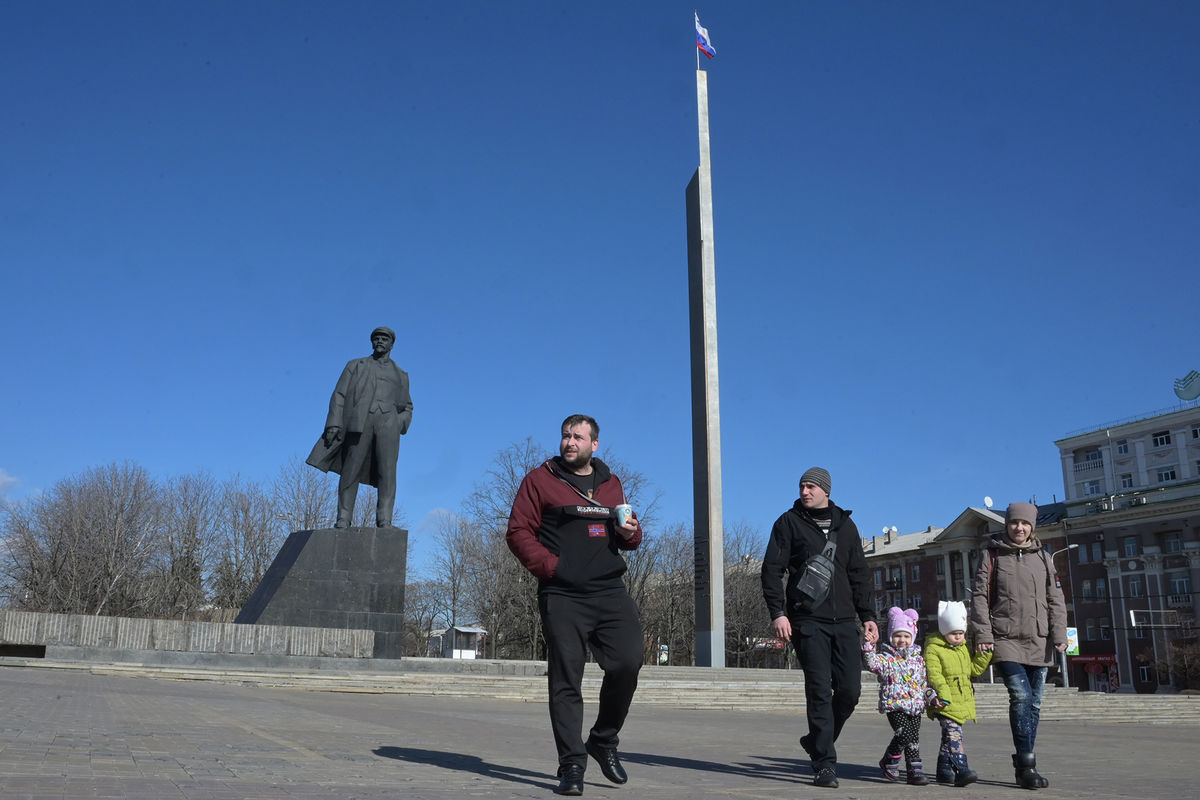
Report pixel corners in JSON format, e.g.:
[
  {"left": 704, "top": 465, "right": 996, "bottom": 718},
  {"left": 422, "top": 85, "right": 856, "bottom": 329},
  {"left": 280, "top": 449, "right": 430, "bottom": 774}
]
[{"left": 996, "top": 662, "right": 1046, "bottom": 753}]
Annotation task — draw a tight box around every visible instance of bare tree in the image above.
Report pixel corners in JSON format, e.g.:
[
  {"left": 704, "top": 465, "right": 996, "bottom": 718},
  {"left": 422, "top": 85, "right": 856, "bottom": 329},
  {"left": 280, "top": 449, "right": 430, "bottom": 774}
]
[
  {"left": 146, "top": 471, "right": 220, "bottom": 619},
  {"left": 209, "top": 476, "right": 280, "bottom": 612},
  {"left": 0, "top": 462, "right": 162, "bottom": 616},
  {"left": 722, "top": 520, "right": 768, "bottom": 667},
  {"left": 401, "top": 579, "right": 442, "bottom": 656},
  {"left": 461, "top": 438, "right": 549, "bottom": 659},
  {"left": 636, "top": 522, "right": 697, "bottom": 666},
  {"left": 272, "top": 455, "right": 336, "bottom": 531},
  {"left": 431, "top": 510, "right": 475, "bottom": 655}
]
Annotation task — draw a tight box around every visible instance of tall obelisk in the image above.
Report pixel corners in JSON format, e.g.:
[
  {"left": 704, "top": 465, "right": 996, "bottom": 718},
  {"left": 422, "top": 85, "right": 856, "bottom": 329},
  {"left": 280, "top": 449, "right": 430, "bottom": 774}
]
[{"left": 686, "top": 68, "right": 725, "bottom": 668}]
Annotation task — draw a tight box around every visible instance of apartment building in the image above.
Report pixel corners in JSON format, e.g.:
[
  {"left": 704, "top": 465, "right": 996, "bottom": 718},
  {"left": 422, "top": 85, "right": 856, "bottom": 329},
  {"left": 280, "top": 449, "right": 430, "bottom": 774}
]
[{"left": 1054, "top": 405, "right": 1200, "bottom": 692}]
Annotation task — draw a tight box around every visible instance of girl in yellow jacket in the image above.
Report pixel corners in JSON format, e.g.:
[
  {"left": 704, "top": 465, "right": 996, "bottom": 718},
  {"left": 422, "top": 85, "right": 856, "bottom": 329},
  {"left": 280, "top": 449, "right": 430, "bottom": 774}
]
[{"left": 925, "top": 601, "right": 992, "bottom": 787}]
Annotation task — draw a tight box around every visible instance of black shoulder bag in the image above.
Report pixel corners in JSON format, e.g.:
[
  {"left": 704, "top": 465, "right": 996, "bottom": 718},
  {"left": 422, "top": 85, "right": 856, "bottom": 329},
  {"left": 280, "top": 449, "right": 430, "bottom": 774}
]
[{"left": 793, "top": 535, "right": 839, "bottom": 610}]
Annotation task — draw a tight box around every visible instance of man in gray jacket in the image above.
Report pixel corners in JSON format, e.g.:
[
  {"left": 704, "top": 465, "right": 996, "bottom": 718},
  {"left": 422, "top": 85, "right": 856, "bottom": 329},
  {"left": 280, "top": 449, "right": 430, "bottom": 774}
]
[{"left": 970, "top": 501, "right": 1067, "bottom": 790}]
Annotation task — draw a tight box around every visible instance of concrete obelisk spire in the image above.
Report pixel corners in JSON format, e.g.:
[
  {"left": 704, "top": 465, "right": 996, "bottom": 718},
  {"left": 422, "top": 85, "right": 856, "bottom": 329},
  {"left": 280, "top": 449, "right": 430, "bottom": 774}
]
[{"left": 686, "top": 68, "right": 725, "bottom": 668}]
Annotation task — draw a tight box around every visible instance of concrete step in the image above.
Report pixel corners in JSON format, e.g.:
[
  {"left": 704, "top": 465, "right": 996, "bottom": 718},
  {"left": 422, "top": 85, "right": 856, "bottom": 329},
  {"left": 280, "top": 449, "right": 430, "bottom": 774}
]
[{"left": 7, "top": 657, "right": 1199, "bottom": 724}]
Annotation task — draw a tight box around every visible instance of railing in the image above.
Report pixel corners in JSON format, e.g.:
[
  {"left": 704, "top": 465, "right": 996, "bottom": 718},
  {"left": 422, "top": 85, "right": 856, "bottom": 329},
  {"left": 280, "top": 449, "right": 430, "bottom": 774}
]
[
  {"left": 1167, "top": 593, "right": 1194, "bottom": 608},
  {"left": 1074, "top": 459, "right": 1104, "bottom": 474},
  {"left": 1062, "top": 402, "right": 1200, "bottom": 438}
]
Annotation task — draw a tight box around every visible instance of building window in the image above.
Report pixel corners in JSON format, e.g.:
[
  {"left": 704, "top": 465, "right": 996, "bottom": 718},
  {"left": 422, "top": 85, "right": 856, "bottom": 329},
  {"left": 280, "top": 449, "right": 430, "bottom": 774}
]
[
  {"left": 891, "top": 567, "right": 901, "bottom": 582},
  {"left": 1164, "top": 533, "right": 1182, "bottom": 554},
  {"left": 1120, "top": 473, "right": 1134, "bottom": 489},
  {"left": 1116, "top": 439, "right": 1129, "bottom": 454},
  {"left": 874, "top": 569, "right": 883, "bottom": 589},
  {"left": 1157, "top": 467, "right": 1177, "bottom": 483},
  {"left": 1095, "top": 580, "right": 1107, "bottom": 601},
  {"left": 1091, "top": 542, "right": 1103, "bottom": 562},
  {"left": 1133, "top": 626, "right": 1145, "bottom": 639},
  {"left": 1084, "top": 480, "right": 1102, "bottom": 496},
  {"left": 937, "top": 587, "right": 947, "bottom": 601},
  {"left": 935, "top": 558, "right": 945, "bottom": 576},
  {"left": 1084, "top": 450, "right": 1102, "bottom": 463},
  {"left": 1139, "top": 665, "right": 1151, "bottom": 683},
  {"left": 1129, "top": 575, "right": 1144, "bottom": 598},
  {"left": 1085, "top": 619, "right": 1096, "bottom": 640},
  {"left": 1123, "top": 537, "right": 1139, "bottom": 557},
  {"left": 1080, "top": 580, "right": 1092, "bottom": 601},
  {"left": 1152, "top": 430, "right": 1172, "bottom": 447},
  {"left": 912, "top": 595, "right": 922, "bottom": 611},
  {"left": 1077, "top": 545, "right": 1089, "bottom": 565},
  {"left": 1193, "top": 425, "right": 1200, "bottom": 440},
  {"left": 1100, "top": 618, "right": 1111, "bottom": 640},
  {"left": 911, "top": 564, "right": 920, "bottom": 581},
  {"left": 1169, "top": 572, "right": 1192, "bottom": 595}
]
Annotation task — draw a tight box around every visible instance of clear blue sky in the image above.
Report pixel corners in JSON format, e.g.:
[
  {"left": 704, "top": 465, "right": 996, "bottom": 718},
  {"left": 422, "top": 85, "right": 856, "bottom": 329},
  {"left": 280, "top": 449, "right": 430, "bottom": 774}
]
[{"left": 3, "top": 2, "right": 1198, "bottom": 572}]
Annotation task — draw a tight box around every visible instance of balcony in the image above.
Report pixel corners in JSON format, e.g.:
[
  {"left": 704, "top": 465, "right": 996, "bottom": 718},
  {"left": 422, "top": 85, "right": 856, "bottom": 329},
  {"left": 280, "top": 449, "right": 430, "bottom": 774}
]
[
  {"left": 1167, "top": 593, "right": 1194, "bottom": 608},
  {"left": 1073, "top": 458, "right": 1104, "bottom": 474}
]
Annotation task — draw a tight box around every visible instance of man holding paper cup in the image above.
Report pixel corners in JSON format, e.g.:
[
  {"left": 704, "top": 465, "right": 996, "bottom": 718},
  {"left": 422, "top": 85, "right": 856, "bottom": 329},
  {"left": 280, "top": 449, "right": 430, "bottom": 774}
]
[{"left": 506, "top": 414, "right": 644, "bottom": 796}]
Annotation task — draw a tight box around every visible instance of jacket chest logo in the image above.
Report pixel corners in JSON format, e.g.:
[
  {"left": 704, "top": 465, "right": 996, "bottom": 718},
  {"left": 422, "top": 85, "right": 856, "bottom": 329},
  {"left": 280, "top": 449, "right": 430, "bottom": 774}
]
[{"left": 587, "top": 523, "right": 607, "bottom": 538}]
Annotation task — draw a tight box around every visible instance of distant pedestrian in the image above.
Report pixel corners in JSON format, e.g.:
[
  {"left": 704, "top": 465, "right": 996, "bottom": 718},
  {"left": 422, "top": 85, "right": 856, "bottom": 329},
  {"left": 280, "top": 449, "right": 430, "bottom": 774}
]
[
  {"left": 970, "top": 502, "right": 1068, "bottom": 790},
  {"left": 923, "top": 600, "right": 993, "bottom": 786},
  {"left": 862, "top": 607, "right": 931, "bottom": 785},
  {"left": 506, "top": 414, "right": 644, "bottom": 796},
  {"left": 760, "top": 467, "right": 878, "bottom": 789}
]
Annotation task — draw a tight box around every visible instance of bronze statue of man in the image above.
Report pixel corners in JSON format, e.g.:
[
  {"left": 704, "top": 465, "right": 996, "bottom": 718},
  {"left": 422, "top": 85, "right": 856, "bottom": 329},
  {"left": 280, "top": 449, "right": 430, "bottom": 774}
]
[{"left": 306, "top": 326, "right": 413, "bottom": 528}]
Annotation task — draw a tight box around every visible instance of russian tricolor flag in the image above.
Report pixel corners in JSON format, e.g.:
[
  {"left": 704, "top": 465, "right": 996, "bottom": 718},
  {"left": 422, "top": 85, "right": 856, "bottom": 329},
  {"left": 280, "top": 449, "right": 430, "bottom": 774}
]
[{"left": 695, "top": 12, "right": 715, "bottom": 59}]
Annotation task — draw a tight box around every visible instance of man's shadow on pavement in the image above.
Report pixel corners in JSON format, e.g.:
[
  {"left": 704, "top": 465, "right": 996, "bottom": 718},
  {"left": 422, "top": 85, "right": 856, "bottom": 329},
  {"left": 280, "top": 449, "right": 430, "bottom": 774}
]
[
  {"left": 373, "top": 746, "right": 552, "bottom": 791},
  {"left": 598, "top": 753, "right": 880, "bottom": 784},
  {"left": 375, "top": 747, "right": 886, "bottom": 788}
]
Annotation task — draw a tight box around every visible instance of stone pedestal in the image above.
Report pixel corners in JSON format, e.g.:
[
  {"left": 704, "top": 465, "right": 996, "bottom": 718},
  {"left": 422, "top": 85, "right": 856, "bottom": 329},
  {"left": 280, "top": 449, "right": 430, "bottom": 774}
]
[{"left": 235, "top": 527, "right": 408, "bottom": 659}]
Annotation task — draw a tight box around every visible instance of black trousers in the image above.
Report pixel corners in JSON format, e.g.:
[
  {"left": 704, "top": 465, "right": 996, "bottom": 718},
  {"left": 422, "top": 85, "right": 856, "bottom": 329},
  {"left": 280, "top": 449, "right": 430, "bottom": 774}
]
[
  {"left": 791, "top": 618, "right": 862, "bottom": 771},
  {"left": 540, "top": 591, "right": 643, "bottom": 768}
]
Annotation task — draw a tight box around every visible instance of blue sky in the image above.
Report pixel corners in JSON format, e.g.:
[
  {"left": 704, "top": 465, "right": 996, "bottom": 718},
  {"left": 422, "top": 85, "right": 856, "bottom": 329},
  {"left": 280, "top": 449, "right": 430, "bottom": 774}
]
[{"left": 3, "top": 2, "right": 1198, "bottom": 573}]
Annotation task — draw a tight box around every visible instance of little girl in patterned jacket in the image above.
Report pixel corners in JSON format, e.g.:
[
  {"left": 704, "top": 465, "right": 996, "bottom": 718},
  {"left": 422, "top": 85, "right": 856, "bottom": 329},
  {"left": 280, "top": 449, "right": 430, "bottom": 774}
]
[{"left": 862, "top": 606, "right": 932, "bottom": 785}]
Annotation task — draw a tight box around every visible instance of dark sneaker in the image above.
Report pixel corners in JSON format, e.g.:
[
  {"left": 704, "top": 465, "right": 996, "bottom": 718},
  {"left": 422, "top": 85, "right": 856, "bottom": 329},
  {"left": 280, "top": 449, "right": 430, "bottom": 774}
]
[
  {"left": 555, "top": 763, "right": 584, "bottom": 796},
  {"left": 814, "top": 767, "right": 839, "bottom": 788},
  {"left": 585, "top": 740, "right": 627, "bottom": 785}
]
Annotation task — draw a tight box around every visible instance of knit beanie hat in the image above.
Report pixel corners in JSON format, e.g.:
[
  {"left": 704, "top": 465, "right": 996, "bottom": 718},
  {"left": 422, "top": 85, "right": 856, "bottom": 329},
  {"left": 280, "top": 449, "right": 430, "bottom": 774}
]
[
  {"left": 1005, "top": 501, "right": 1038, "bottom": 530},
  {"left": 887, "top": 607, "right": 918, "bottom": 639},
  {"left": 938, "top": 600, "right": 968, "bottom": 635},
  {"left": 799, "top": 467, "right": 832, "bottom": 497}
]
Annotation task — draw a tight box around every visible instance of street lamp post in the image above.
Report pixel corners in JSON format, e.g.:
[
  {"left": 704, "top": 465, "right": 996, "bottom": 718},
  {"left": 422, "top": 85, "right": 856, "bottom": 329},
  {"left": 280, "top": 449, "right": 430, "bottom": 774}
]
[{"left": 1051, "top": 543, "right": 1080, "bottom": 688}]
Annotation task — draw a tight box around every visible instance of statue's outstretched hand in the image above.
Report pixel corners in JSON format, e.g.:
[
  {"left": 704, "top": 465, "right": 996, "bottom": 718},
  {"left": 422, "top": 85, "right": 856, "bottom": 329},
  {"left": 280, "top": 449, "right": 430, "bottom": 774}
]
[{"left": 323, "top": 426, "right": 343, "bottom": 447}]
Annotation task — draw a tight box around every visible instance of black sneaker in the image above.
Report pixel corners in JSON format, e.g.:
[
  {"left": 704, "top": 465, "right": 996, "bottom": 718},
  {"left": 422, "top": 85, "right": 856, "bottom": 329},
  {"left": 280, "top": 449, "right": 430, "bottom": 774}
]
[
  {"left": 555, "top": 763, "right": 585, "bottom": 796},
  {"left": 814, "top": 767, "right": 839, "bottom": 788}
]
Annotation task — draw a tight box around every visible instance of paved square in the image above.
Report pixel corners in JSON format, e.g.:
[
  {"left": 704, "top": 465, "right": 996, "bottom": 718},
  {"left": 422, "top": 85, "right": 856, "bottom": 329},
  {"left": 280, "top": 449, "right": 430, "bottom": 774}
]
[{"left": 0, "top": 664, "right": 1195, "bottom": 799}]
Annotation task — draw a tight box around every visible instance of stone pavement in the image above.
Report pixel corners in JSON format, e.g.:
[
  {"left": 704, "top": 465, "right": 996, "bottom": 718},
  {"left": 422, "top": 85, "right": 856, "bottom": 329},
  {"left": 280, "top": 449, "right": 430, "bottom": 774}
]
[{"left": 1, "top": 663, "right": 1196, "bottom": 800}]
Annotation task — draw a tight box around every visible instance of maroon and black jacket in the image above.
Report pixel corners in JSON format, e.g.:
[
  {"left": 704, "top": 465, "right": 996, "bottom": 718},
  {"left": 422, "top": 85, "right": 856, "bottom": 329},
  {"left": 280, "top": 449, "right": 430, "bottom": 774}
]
[{"left": 506, "top": 457, "right": 641, "bottom": 596}]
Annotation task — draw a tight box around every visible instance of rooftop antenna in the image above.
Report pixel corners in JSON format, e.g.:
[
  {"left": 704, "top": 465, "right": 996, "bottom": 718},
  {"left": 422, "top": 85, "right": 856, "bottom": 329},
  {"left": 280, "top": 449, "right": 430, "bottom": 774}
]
[{"left": 984, "top": 496, "right": 994, "bottom": 509}]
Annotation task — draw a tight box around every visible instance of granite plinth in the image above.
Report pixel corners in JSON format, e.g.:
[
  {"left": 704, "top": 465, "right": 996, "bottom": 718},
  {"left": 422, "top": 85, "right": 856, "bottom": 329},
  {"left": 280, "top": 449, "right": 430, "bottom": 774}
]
[{"left": 235, "top": 527, "right": 408, "bottom": 658}]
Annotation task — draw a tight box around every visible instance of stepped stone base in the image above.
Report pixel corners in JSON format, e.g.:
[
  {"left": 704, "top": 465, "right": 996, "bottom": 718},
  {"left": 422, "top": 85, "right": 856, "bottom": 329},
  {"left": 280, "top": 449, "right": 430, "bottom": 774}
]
[{"left": 235, "top": 527, "right": 407, "bottom": 659}]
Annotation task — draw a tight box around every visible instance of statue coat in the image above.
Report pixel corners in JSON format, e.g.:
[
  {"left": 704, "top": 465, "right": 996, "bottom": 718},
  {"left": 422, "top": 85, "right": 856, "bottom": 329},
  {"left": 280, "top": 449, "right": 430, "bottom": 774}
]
[{"left": 305, "top": 356, "right": 413, "bottom": 488}]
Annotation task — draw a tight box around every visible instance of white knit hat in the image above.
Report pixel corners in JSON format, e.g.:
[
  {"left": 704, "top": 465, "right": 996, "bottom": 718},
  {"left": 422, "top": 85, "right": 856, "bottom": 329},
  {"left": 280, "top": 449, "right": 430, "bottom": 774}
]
[{"left": 938, "top": 600, "right": 968, "bottom": 635}]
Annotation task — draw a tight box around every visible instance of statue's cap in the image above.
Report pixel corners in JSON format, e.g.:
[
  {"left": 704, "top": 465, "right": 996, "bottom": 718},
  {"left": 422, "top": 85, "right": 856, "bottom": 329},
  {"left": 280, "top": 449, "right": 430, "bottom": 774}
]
[{"left": 371, "top": 326, "right": 395, "bottom": 342}]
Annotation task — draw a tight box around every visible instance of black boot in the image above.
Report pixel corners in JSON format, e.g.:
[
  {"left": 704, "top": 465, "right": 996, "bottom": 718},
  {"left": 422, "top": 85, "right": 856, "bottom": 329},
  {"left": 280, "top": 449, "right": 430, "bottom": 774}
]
[
  {"left": 950, "top": 753, "right": 978, "bottom": 786},
  {"left": 1013, "top": 753, "right": 1048, "bottom": 790},
  {"left": 935, "top": 753, "right": 954, "bottom": 784},
  {"left": 905, "top": 757, "right": 929, "bottom": 786}
]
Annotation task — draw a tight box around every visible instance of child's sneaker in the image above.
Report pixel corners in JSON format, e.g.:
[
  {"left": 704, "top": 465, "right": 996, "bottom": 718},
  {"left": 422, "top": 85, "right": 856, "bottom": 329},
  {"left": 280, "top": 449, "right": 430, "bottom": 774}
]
[{"left": 879, "top": 753, "right": 901, "bottom": 782}]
